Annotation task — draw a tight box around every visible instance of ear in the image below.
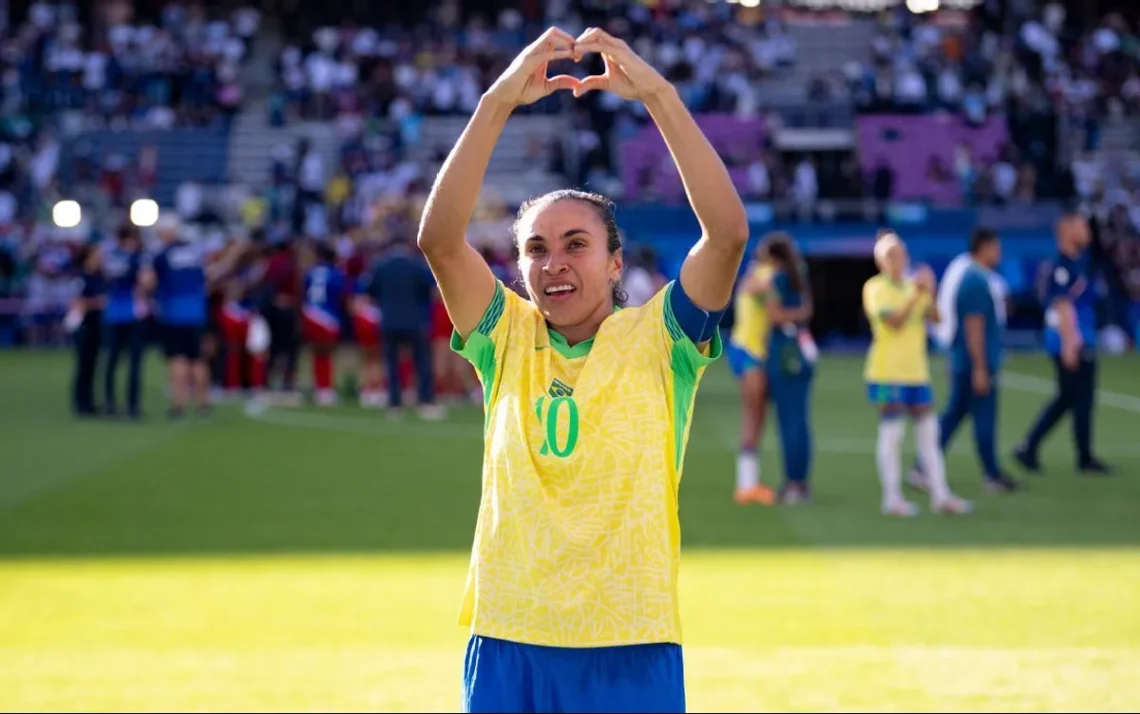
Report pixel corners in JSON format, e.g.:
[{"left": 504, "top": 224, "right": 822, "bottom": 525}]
[{"left": 609, "top": 247, "right": 623, "bottom": 282}]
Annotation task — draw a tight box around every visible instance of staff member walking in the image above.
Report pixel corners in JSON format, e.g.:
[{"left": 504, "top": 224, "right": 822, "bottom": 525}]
[
  {"left": 911, "top": 227, "right": 1020, "bottom": 493},
  {"left": 1014, "top": 212, "right": 1112, "bottom": 476},
  {"left": 71, "top": 243, "right": 105, "bottom": 417}
]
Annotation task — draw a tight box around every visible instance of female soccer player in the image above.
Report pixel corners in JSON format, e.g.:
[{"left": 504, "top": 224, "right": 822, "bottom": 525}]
[
  {"left": 727, "top": 247, "right": 776, "bottom": 506},
  {"left": 417, "top": 26, "right": 749, "bottom": 714},
  {"left": 763, "top": 233, "right": 817, "bottom": 504},
  {"left": 863, "top": 230, "right": 972, "bottom": 517}
]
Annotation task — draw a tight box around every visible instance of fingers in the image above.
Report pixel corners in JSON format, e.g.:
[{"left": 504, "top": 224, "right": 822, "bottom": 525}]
[
  {"left": 545, "top": 74, "right": 580, "bottom": 94},
  {"left": 531, "top": 26, "right": 576, "bottom": 52},
  {"left": 574, "top": 27, "right": 629, "bottom": 56},
  {"left": 530, "top": 48, "right": 576, "bottom": 66},
  {"left": 573, "top": 73, "right": 609, "bottom": 98}
]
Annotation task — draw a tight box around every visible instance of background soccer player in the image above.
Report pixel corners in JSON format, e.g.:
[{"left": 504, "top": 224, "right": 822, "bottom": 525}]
[
  {"left": 764, "top": 233, "right": 816, "bottom": 505},
  {"left": 144, "top": 217, "right": 211, "bottom": 418},
  {"left": 301, "top": 242, "right": 347, "bottom": 406},
  {"left": 1015, "top": 212, "right": 1113, "bottom": 476},
  {"left": 416, "top": 26, "right": 748, "bottom": 714},
  {"left": 863, "top": 231, "right": 971, "bottom": 517},
  {"left": 728, "top": 246, "right": 775, "bottom": 506}
]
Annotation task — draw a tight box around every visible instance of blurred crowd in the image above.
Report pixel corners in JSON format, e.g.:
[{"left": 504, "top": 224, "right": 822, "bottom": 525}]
[
  {"left": 2, "top": 0, "right": 1140, "bottom": 351},
  {"left": 4, "top": 0, "right": 258, "bottom": 131}
]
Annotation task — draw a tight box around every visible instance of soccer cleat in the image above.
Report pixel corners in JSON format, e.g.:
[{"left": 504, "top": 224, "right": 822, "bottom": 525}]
[
  {"left": 932, "top": 495, "right": 973, "bottom": 515},
  {"left": 984, "top": 474, "right": 1022, "bottom": 493},
  {"left": 1078, "top": 459, "right": 1114, "bottom": 476},
  {"left": 1013, "top": 445, "right": 1043, "bottom": 474},
  {"left": 734, "top": 485, "right": 777, "bottom": 506},
  {"left": 417, "top": 404, "right": 447, "bottom": 421},
  {"left": 778, "top": 482, "right": 810, "bottom": 505},
  {"left": 905, "top": 467, "right": 931, "bottom": 494},
  {"left": 882, "top": 499, "right": 920, "bottom": 517}
]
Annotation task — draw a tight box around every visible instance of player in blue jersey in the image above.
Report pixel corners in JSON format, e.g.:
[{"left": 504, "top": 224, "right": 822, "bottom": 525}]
[
  {"left": 302, "top": 242, "right": 347, "bottom": 406},
  {"left": 1015, "top": 212, "right": 1113, "bottom": 475},
  {"left": 144, "top": 217, "right": 210, "bottom": 418},
  {"left": 102, "top": 225, "right": 148, "bottom": 419}
]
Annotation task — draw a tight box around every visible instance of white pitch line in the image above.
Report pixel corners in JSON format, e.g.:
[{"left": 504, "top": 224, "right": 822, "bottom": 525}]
[{"left": 1004, "top": 371, "right": 1140, "bottom": 414}]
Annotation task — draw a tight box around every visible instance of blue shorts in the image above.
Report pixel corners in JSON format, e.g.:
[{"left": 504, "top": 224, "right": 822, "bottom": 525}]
[
  {"left": 866, "top": 382, "right": 934, "bottom": 408},
  {"left": 726, "top": 341, "right": 763, "bottom": 378},
  {"left": 463, "top": 634, "right": 686, "bottom": 713}
]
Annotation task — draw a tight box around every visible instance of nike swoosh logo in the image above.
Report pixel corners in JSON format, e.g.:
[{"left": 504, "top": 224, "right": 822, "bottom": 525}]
[{"left": 536, "top": 345, "right": 548, "bottom": 351}]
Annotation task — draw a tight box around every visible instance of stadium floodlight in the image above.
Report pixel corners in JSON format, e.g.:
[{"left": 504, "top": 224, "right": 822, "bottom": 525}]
[
  {"left": 906, "top": 0, "right": 940, "bottom": 12},
  {"left": 740, "top": 0, "right": 761, "bottom": 6},
  {"left": 129, "top": 198, "right": 160, "bottom": 228},
  {"left": 52, "top": 200, "right": 82, "bottom": 229}
]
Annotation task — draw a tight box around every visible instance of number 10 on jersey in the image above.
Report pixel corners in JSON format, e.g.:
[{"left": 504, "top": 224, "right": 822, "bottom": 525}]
[{"left": 534, "top": 395, "right": 579, "bottom": 458}]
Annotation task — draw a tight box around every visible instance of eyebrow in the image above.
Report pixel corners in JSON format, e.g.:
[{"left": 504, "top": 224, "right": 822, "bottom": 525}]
[{"left": 525, "top": 228, "right": 592, "bottom": 242}]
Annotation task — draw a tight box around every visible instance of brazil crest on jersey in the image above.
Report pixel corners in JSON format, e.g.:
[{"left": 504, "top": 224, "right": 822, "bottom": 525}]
[{"left": 451, "top": 280, "right": 721, "bottom": 648}]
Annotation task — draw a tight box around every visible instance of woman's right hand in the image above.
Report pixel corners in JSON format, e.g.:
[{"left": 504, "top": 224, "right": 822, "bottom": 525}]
[{"left": 484, "top": 27, "right": 580, "bottom": 109}]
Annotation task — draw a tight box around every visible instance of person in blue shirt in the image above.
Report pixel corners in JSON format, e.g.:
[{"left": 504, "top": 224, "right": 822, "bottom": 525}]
[
  {"left": 301, "top": 242, "right": 348, "bottom": 405},
  {"left": 1015, "top": 212, "right": 1112, "bottom": 475},
  {"left": 763, "top": 232, "right": 816, "bottom": 504},
  {"left": 144, "top": 217, "right": 209, "bottom": 418},
  {"left": 362, "top": 233, "right": 443, "bottom": 419},
  {"left": 911, "top": 227, "right": 1020, "bottom": 494},
  {"left": 70, "top": 242, "right": 105, "bottom": 417},
  {"left": 102, "top": 225, "right": 148, "bottom": 419}
]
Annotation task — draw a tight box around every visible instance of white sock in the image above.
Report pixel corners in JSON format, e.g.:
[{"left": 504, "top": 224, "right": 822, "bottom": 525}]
[
  {"left": 876, "top": 418, "right": 906, "bottom": 508},
  {"left": 736, "top": 451, "right": 759, "bottom": 491},
  {"left": 916, "top": 413, "right": 951, "bottom": 502}
]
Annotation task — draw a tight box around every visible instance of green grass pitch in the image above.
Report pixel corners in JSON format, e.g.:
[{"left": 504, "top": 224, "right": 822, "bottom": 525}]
[{"left": 1, "top": 350, "right": 1138, "bottom": 712}]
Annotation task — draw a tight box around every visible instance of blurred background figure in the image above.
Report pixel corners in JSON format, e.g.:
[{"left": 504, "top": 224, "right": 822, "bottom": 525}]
[
  {"left": 102, "top": 224, "right": 147, "bottom": 420},
  {"left": 69, "top": 241, "right": 105, "bottom": 417},
  {"left": 362, "top": 234, "right": 442, "bottom": 420},
  {"left": 145, "top": 215, "right": 212, "bottom": 418}
]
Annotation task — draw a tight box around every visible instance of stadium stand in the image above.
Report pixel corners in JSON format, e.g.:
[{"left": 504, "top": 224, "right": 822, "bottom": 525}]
[{"left": 1, "top": 0, "right": 1139, "bottom": 352}]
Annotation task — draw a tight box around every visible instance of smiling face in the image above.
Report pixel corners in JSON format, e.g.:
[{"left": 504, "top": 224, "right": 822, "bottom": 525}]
[{"left": 515, "top": 195, "right": 623, "bottom": 336}]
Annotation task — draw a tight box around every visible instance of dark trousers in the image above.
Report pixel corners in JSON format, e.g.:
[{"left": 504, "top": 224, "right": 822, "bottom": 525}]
[
  {"left": 72, "top": 314, "right": 102, "bottom": 414},
  {"left": 1023, "top": 354, "right": 1097, "bottom": 465},
  {"left": 767, "top": 364, "right": 814, "bottom": 484},
  {"left": 104, "top": 320, "right": 146, "bottom": 415},
  {"left": 384, "top": 327, "right": 434, "bottom": 408},
  {"left": 940, "top": 368, "right": 1001, "bottom": 479},
  {"left": 264, "top": 305, "right": 298, "bottom": 390}
]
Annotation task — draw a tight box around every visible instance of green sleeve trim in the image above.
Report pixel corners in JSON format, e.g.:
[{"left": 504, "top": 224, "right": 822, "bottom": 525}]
[
  {"left": 475, "top": 281, "right": 506, "bottom": 337},
  {"left": 662, "top": 281, "right": 686, "bottom": 343},
  {"left": 449, "top": 281, "right": 506, "bottom": 427},
  {"left": 662, "top": 281, "right": 723, "bottom": 382}
]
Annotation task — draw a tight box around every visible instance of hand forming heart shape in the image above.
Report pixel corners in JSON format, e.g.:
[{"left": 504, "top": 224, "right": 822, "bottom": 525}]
[{"left": 485, "top": 26, "right": 673, "bottom": 109}]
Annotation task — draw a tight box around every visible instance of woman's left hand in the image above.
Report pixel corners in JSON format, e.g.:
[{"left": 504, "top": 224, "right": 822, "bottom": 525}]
[{"left": 571, "top": 28, "right": 672, "bottom": 102}]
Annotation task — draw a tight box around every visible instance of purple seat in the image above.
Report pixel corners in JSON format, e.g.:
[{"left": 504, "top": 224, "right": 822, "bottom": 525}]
[
  {"left": 855, "top": 114, "right": 1009, "bottom": 206},
  {"left": 620, "top": 114, "right": 766, "bottom": 201}
]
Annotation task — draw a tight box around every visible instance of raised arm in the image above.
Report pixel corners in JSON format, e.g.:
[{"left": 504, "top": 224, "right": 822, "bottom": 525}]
[
  {"left": 418, "top": 27, "right": 578, "bottom": 340},
  {"left": 575, "top": 29, "right": 749, "bottom": 313}
]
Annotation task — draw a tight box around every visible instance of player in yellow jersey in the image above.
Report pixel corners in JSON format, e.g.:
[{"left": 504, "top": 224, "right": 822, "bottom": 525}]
[
  {"left": 863, "top": 230, "right": 972, "bottom": 517},
  {"left": 728, "top": 249, "right": 776, "bottom": 505},
  {"left": 417, "top": 27, "right": 749, "bottom": 714}
]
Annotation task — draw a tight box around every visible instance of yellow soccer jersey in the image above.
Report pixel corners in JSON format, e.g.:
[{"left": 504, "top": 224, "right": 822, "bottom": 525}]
[
  {"left": 863, "top": 274, "right": 931, "bottom": 384},
  {"left": 730, "top": 263, "right": 772, "bottom": 359},
  {"left": 451, "top": 279, "right": 722, "bottom": 648}
]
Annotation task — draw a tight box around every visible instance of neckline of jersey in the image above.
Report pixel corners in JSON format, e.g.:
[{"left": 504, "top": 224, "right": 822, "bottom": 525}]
[{"left": 545, "top": 305, "right": 622, "bottom": 359}]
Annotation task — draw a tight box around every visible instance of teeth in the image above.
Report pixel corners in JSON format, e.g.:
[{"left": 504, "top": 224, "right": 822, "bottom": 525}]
[{"left": 546, "top": 285, "right": 574, "bottom": 294}]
